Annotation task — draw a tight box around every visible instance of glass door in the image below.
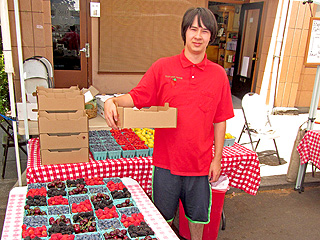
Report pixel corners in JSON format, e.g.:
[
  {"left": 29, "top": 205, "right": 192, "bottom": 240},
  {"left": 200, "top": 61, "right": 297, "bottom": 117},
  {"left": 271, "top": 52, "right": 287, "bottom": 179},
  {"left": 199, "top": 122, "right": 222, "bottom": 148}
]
[
  {"left": 51, "top": 0, "right": 89, "bottom": 88},
  {"left": 231, "top": 2, "right": 264, "bottom": 99}
]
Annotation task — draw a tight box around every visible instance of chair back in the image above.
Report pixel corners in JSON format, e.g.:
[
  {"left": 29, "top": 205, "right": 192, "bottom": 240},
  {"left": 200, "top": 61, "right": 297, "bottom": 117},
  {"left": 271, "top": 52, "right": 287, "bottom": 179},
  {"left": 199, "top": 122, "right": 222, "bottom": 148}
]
[
  {"left": 241, "top": 92, "right": 270, "bottom": 131},
  {"left": 23, "top": 56, "right": 54, "bottom": 94}
]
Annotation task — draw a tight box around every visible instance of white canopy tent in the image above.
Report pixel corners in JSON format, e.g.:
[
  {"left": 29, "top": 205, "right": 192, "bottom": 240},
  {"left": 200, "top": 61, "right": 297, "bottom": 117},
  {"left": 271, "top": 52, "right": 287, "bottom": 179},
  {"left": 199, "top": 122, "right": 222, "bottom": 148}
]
[
  {"left": 0, "top": 0, "right": 29, "bottom": 186},
  {"left": 295, "top": 0, "right": 320, "bottom": 192}
]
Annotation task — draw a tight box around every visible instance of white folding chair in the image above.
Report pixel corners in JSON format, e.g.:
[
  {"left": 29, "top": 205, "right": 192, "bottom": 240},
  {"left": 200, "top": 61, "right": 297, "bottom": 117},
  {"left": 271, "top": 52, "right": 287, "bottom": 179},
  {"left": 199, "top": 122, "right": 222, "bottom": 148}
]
[
  {"left": 23, "top": 56, "right": 54, "bottom": 94},
  {"left": 238, "top": 92, "right": 281, "bottom": 164}
]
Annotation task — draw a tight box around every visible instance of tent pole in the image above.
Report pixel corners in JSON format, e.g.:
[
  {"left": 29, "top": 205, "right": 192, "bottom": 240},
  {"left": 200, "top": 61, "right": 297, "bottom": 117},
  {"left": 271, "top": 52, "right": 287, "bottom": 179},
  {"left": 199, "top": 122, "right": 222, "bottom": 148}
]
[
  {"left": 295, "top": 65, "right": 320, "bottom": 192},
  {"left": 0, "top": 0, "right": 22, "bottom": 186}
]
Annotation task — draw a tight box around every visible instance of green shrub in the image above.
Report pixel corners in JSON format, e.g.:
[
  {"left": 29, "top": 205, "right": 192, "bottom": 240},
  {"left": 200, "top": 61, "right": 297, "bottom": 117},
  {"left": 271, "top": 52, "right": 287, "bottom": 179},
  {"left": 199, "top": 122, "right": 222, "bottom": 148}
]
[{"left": 0, "top": 53, "right": 10, "bottom": 115}]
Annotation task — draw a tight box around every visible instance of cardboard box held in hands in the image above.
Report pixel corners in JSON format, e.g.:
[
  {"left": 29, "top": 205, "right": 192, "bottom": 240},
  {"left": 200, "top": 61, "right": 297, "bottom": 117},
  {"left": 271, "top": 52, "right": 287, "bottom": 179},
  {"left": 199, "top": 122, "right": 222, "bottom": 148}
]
[{"left": 116, "top": 103, "right": 177, "bottom": 129}]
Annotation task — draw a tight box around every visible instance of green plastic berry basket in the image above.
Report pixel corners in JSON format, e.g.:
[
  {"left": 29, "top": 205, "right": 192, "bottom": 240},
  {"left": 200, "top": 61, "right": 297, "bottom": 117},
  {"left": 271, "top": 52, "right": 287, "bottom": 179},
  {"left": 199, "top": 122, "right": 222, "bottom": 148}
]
[
  {"left": 136, "top": 148, "right": 149, "bottom": 157},
  {"left": 107, "top": 150, "right": 121, "bottom": 159},
  {"left": 148, "top": 147, "right": 154, "bottom": 156},
  {"left": 101, "top": 228, "right": 130, "bottom": 240},
  {"left": 88, "top": 185, "right": 109, "bottom": 194},
  {"left": 25, "top": 195, "right": 47, "bottom": 207},
  {"left": 24, "top": 206, "right": 48, "bottom": 217},
  {"left": 121, "top": 149, "right": 136, "bottom": 158},
  {"left": 22, "top": 215, "right": 49, "bottom": 228},
  {"left": 103, "top": 177, "right": 123, "bottom": 184},
  {"left": 48, "top": 214, "right": 72, "bottom": 225},
  {"left": 74, "top": 231, "right": 101, "bottom": 240},
  {"left": 46, "top": 195, "right": 69, "bottom": 206},
  {"left": 224, "top": 138, "right": 236, "bottom": 147},
  {"left": 47, "top": 205, "right": 70, "bottom": 215},
  {"left": 27, "top": 183, "right": 47, "bottom": 190},
  {"left": 90, "top": 149, "right": 107, "bottom": 160},
  {"left": 97, "top": 218, "right": 123, "bottom": 231},
  {"left": 113, "top": 198, "right": 136, "bottom": 209},
  {"left": 71, "top": 211, "right": 96, "bottom": 224},
  {"left": 68, "top": 194, "right": 90, "bottom": 205}
]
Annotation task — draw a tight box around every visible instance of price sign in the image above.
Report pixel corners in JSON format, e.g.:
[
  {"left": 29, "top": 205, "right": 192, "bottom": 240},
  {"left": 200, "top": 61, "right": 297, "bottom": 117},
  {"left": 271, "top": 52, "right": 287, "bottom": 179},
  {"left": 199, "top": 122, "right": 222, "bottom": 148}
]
[{"left": 305, "top": 17, "right": 320, "bottom": 66}]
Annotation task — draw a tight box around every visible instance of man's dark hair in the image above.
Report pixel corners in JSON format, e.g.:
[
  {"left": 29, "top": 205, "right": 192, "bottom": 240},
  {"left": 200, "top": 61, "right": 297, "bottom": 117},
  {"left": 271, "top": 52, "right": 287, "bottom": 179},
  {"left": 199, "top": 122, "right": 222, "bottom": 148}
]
[{"left": 181, "top": 7, "right": 218, "bottom": 45}]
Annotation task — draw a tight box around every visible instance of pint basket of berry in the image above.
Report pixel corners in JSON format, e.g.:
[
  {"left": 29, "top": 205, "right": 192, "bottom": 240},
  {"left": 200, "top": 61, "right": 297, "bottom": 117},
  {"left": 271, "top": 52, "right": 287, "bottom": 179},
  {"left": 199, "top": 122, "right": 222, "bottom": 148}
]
[
  {"left": 72, "top": 212, "right": 98, "bottom": 235},
  {"left": 97, "top": 218, "right": 123, "bottom": 231},
  {"left": 24, "top": 205, "right": 48, "bottom": 216},
  {"left": 48, "top": 205, "right": 70, "bottom": 215},
  {"left": 114, "top": 198, "right": 135, "bottom": 209},
  {"left": 91, "top": 192, "right": 114, "bottom": 211},
  {"left": 103, "top": 228, "right": 130, "bottom": 240}
]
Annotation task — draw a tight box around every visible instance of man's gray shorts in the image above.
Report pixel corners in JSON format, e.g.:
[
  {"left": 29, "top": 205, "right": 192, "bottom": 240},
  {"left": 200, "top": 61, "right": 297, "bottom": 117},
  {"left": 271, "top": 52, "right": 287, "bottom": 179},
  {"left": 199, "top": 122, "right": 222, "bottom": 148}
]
[{"left": 152, "top": 166, "right": 212, "bottom": 224}]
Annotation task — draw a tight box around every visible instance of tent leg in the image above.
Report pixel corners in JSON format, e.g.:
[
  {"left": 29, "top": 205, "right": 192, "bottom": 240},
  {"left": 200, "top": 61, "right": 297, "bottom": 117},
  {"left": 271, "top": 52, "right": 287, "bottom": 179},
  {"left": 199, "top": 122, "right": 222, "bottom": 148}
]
[{"left": 295, "top": 163, "right": 307, "bottom": 193}]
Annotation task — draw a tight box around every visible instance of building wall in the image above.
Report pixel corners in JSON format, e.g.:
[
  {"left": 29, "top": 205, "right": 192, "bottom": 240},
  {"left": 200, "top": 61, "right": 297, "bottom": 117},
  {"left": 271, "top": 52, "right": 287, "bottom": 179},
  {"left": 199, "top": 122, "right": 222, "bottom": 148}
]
[
  {"left": 7, "top": 0, "right": 52, "bottom": 100},
  {"left": 91, "top": 0, "right": 207, "bottom": 95},
  {"left": 275, "top": 1, "right": 317, "bottom": 108},
  {"left": 251, "top": 0, "right": 278, "bottom": 96},
  {"left": 5, "top": 0, "right": 319, "bottom": 108}
]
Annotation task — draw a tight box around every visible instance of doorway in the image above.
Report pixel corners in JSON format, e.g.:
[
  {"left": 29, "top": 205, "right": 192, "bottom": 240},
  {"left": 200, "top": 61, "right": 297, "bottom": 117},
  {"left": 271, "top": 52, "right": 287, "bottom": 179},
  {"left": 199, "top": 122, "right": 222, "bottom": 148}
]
[
  {"left": 207, "top": 2, "right": 264, "bottom": 99},
  {"left": 51, "top": 0, "right": 89, "bottom": 89},
  {"left": 231, "top": 2, "right": 264, "bottom": 99}
]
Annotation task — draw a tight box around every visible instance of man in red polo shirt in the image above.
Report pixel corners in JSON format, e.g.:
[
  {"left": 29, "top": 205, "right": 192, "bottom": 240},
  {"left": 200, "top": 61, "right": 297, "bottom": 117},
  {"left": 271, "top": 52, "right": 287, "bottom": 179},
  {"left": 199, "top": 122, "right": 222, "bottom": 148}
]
[{"left": 105, "top": 7, "right": 234, "bottom": 240}]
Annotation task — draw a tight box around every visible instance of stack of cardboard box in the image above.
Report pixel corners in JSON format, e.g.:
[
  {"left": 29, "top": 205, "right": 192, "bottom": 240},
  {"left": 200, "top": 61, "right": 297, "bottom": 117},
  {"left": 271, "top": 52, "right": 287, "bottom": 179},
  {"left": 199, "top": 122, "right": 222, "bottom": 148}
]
[{"left": 37, "top": 86, "right": 89, "bottom": 165}]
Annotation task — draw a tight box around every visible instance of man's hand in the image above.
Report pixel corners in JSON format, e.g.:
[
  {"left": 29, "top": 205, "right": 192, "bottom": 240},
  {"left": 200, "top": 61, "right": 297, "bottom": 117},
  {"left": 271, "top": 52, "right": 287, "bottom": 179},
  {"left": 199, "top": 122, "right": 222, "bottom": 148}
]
[
  {"left": 104, "top": 94, "right": 135, "bottom": 129},
  {"left": 104, "top": 98, "right": 119, "bottom": 129},
  {"left": 208, "top": 157, "right": 221, "bottom": 183}
]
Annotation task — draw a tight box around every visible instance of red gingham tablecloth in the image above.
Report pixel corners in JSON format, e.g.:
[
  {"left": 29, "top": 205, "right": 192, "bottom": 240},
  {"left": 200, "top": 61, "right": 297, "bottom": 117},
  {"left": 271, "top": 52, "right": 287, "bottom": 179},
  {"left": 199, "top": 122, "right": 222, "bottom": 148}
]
[
  {"left": 27, "top": 138, "right": 261, "bottom": 195},
  {"left": 297, "top": 130, "right": 320, "bottom": 169}
]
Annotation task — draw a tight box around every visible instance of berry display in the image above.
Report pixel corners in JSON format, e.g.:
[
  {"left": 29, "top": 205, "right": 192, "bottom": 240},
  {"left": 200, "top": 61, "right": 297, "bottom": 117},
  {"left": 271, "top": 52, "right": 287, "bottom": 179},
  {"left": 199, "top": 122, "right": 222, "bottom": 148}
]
[
  {"left": 73, "top": 217, "right": 97, "bottom": 234},
  {"left": 103, "top": 229, "right": 129, "bottom": 239},
  {"left": 115, "top": 199, "right": 134, "bottom": 208},
  {"left": 72, "top": 211, "right": 95, "bottom": 223},
  {"left": 47, "top": 179, "right": 66, "bottom": 189},
  {"left": 21, "top": 225, "right": 47, "bottom": 238},
  {"left": 66, "top": 178, "right": 86, "bottom": 188},
  {"left": 69, "top": 195, "right": 89, "bottom": 205},
  {"left": 48, "top": 205, "right": 70, "bottom": 215},
  {"left": 91, "top": 193, "right": 113, "bottom": 210},
  {"left": 21, "top": 177, "right": 158, "bottom": 239},
  {"left": 68, "top": 184, "right": 88, "bottom": 195},
  {"left": 49, "top": 233, "right": 75, "bottom": 240},
  {"left": 120, "top": 212, "right": 144, "bottom": 228},
  {"left": 27, "top": 183, "right": 46, "bottom": 189},
  {"left": 48, "top": 195, "right": 69, "bottom": 205},
  {"left": 24, "top": 206, "right": 47, "bottom": 216},
  {"left": 97, "top": 218, "right": 122, "bottom": 230},
  {"left": 85, "top": 177, "right": 104, "bottom": 185},
  {"left": 128, "top": 222, "right": 155, "bottom": 238},
  {"left": 23, "top": 215, "right": 48, "bottom": 227},
  {"left": 71, "top": 199, "right": 93, "bottom": 213},
  {"left": 88, "top": 186, "right": 108, "bottom": 194},
  {"left": 47, "top": 188, "right": 67, "bottom": 197},
  {"left": 95, "top": 206, "right": 118, "bottom": 219},
  {"left": 48, "top": 222, "right": 74, "bottom": 236},
  {"left": 49, "top": 215, "right": 71, "bottom": 225},
  {"left": 26, "top": 195, "right": 47, "bottom": 206},
  {"left": 26, "top": 187, "right": 47, "bottom": 197},
  {"left": 76, "top": 232, "right": 102, "bottom": 240},
  {"left": 111, "top": 188, "right": 131, "bottom": 199}
]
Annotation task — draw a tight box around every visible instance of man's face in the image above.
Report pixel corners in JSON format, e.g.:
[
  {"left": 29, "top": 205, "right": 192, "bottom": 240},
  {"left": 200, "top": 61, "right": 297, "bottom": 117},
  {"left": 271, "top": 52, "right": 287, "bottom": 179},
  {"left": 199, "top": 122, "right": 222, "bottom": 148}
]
[{"left": 185, "top": 16, "right": 211, "bottom": 56}]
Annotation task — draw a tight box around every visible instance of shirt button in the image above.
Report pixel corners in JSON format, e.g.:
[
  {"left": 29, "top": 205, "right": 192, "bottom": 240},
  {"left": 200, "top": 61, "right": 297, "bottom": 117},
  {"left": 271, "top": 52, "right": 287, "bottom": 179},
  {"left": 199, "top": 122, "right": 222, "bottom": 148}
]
[
  {"left": 193, "top": 65, "right": 195, "bottom": 67},
  {"left": 192, "top": 76, "right": 195, "bottom": 79}
]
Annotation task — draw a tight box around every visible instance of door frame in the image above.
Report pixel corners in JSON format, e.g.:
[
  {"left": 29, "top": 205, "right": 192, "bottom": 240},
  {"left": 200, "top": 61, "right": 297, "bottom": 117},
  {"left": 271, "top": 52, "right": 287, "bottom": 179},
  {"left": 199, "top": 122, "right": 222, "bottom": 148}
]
[
  {"left": 52, "top": 0, "right": 92, "bottom": 89},
  {"left": 231, "top": 2, "right": 264, "bottom": 98}
]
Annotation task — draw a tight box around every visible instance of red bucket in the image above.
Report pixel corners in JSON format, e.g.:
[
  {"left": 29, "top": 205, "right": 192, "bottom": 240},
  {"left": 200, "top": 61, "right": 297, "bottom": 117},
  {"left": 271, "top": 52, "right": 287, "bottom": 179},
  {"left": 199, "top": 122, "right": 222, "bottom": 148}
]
[{"left": 179, "top": 176, "right": 229, "bottom": 240}]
